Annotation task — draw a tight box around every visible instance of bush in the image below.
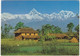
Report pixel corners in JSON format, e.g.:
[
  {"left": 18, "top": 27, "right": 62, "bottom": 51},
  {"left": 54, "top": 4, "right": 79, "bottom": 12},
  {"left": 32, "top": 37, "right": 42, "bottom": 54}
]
[
  {"left": 39, "top": 35, "right": 56, "bottom": 41},
  {"left": 1, "top": 45, "right": 18, "bottom": 55},
  {"left": 41, "top": 39, "right": 58, "bottom": 54}
]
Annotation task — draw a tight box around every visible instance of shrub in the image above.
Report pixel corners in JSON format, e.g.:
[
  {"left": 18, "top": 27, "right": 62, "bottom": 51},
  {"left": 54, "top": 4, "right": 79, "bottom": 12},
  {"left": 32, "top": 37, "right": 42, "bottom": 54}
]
[
  {"left": 39, "top": 35, "right": 56, "bottom": 41},
  {"left": 41, "top": 39, "right": 58, "bottom": 54},
  {"left": 1, "top": 45, "right": 18, "bottom": 55}
]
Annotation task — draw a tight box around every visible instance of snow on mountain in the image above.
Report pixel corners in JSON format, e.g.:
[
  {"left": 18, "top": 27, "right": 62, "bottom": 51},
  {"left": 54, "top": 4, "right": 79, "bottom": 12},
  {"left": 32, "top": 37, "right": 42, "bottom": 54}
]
[
  {"left": 58, "top": 10, "right": 76, "bottom": 19},
  {"left": 29, "top": 8, "right": 41, "bottom": 15},
  {"left": 1, "top": 8, "right": 79, "bottom": 32},
  {"left": 1, "top": 8, "right": 76, "bottom": 21}
]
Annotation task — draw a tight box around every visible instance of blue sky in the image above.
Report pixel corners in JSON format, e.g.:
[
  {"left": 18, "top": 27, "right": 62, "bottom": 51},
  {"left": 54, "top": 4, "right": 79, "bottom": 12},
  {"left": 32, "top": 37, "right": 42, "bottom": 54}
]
[
  {"left": 2, "top": 1, "right": 79, "bottom": 14},
  {"left": 1, "top": 1, "right": 79, "bottom": 32}
]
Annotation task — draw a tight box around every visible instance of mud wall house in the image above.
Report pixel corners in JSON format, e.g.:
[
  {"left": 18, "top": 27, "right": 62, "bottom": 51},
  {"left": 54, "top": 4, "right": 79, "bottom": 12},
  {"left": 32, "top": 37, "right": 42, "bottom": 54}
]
[
  {"left": 48, "top": 33, "right": 68, "bottom": 39},
  {"left": 14, "top": 28, "right": 40, "bottom": 40}
]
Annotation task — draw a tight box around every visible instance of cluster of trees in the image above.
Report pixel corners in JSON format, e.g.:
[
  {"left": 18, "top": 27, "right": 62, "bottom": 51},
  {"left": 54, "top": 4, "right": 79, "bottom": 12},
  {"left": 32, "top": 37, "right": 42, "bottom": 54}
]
[
  {"left": 15, "top": 22, "right": 29, "bottom": 30},
  {"left": 67, "top": 22, "right": 79, "bottom": 34},
  {"left": 37, "top": 23, "right": 79, "bottom": 35},
  {"left": 37, "top": 23, "right": 79, "bottom": 41},
  {"left": 67, "top": 23, "right": 79, "bottom": 40},
  {"left": 1, "top": 21, "right": 79, "bottom": 39},
  {"left": 1, "top": 22, "right": 28, "bottom": 38},
  {"left": 37, "top": 24, "right": 62, "bottom": 36},
  {"left": 67, "top": 22, "right": 79, "bottom": 38},
  {"left": 1, "top": 24, "right": 13, "bottom": 38}
]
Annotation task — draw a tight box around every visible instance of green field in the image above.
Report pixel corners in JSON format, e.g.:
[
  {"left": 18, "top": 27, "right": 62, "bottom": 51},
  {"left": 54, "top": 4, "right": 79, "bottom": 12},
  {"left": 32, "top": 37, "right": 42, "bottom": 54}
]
[{"left": 1, "top": 39, "right": 79, "bottom": 55}]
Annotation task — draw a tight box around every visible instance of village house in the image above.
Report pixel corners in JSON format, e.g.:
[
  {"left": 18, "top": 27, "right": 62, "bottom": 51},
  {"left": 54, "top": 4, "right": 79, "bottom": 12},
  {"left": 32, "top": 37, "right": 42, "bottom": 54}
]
[
  {"left": 48, "top": 33, "right": 78, "bottom": 43},
  {"left": 48, "top": 33, "right": 68, "bottom": 39},
  {"left": 14, "top": 28, "right": 40, "bottom": 40}
]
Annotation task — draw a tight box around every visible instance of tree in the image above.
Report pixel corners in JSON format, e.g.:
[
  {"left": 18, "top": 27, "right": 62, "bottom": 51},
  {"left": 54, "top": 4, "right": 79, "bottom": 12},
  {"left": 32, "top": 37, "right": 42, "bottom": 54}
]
[
  {"left": 1, "top": 26, "right": 5, "bottom": 38},
  {"left": 41, "top": 24, "right": 53, "bottom": 35},
  {"left": 15, "top": 22, "right": 28, "bottom": 30},
  {"left": 41, "top": 24, "right": 62, "bottom": 35},
  {"left": 4, "top": 24, "right": 12, "bottom": 34},
  {"left": 37, "top": 29, "right": 40, "bottom": 33},
  {"left": 37, "top": 29, "right": 41, "bottom": 35},
  {"left": 42, "top": 25, "right": 45, "bottom": 35},
  {"left": 74, "top": 25, "right": 79, "bottom": 41},
  {"left": 75, "top": 25, "right": 79, "bottom": 34},
  {"left": 1, "top": 24, "right": 13, "bottom": 38},
  {"left": 53, "top": 26, "right": 62, "bottom": 33},
  {"left": 67, "top": 22, "right": 74, "bottom": 32}
]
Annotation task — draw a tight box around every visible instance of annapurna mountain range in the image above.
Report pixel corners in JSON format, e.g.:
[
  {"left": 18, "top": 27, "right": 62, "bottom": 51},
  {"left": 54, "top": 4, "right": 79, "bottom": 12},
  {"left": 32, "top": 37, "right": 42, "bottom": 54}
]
[{"left": 1, "top": 8, "right": 79, "bottom": 32}]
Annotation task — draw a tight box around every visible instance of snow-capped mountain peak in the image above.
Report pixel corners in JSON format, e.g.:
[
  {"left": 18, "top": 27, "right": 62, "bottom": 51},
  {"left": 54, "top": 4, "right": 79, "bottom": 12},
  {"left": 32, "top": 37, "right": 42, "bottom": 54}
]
[
  {"left": 1, "top": 9, "right": 78, "bottom": 32},
  {"left": 59, "top": 10, "right": 76, "bottom": 17},
  {"left": 1, "top": 9, "right": 77, "bottom": 21},
  {"left": 29, "top": 8, "right": 41, "bottom": 15}
]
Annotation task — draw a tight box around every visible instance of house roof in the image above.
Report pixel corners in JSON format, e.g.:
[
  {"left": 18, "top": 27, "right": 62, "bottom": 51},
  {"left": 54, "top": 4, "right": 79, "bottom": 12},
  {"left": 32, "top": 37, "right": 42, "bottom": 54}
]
[
  {"left": 48, "top": 33, "right": 68, "bottom": 38},
  {"left": 14, "top": 28, "right": 38, "bottom": 33}
]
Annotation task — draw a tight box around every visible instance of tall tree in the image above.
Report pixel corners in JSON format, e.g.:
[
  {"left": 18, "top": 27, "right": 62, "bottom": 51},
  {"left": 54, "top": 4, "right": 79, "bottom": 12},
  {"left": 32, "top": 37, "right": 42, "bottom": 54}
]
[
  {"left": 67, "top": 22, "right": 74, "bottom": 32},
  {"left": 15, "top": 22, "right": 26, "bottom": 30},
  {"left": 42, "top": 24, "right": 53, "bottom": 35},
  {"left": 42, "top": 25, "right": 45, "bottom": 35},
  {"left": 37, "top": 29, "right": 41, "bottom": 35},
  {"left": 4, "top": 24, "right": 12, "bottom": 34},
  {"left": 53, "top": 26, "right": 62, "bottom": 33},
  {"left": 75, "top": 25, "right": 79, "bottom": 34},
  {"left": 1, "top": 26, "right": 5, "bottom": 38},
  {"left": 1, "top": 24, "right": 13, "bottom": 38},
  {"left": 41, "top": 24, "right": 62, "bottom": 35}
]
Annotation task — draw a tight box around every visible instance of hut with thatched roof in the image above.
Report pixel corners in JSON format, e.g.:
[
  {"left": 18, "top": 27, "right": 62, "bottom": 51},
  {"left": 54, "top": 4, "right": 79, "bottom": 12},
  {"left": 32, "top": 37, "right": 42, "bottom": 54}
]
[
  {"left": 48, "top": 33, "right": 68, "bottom": 39},
  {"left": 14, "top": 28, "right": 40, "bottom": 40}
]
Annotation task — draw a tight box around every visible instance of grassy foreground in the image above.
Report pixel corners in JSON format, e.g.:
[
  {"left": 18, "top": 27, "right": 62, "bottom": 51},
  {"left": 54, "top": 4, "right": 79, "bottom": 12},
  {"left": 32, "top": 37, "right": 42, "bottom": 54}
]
[{"left": 1, "top": 39, "right": 79, "bottom": 55}]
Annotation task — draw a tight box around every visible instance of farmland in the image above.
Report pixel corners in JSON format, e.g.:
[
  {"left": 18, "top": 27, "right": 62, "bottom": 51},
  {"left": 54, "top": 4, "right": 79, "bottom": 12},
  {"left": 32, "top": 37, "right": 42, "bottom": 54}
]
[{"left": 1, "top": 39, "right": 79, "bottom": 55}]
